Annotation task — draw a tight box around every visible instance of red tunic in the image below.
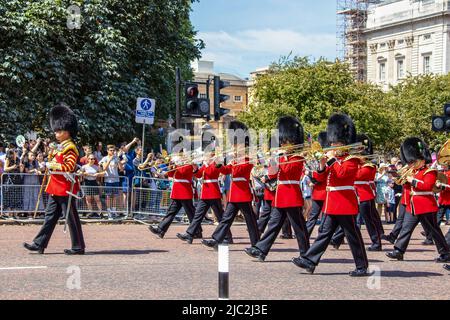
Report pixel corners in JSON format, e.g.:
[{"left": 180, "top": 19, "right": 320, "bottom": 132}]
[
  {"left": 168, "top": 164, "right": 194, "bottom": 200},
  {"left": 222, "top": 160, "right": 254, "bottom": 203},
  {"left": 320, "top": 155, "right": 361, "bottom": 215},
  {"left": 354, "top": 163, "right": 376, "bottom": 202},
  {"left": 270, "top": 155, "right": 304, "bottom": 209},
  {"left": 438, "top": 170, "right": 450, "bottom": 206},
  {"left": 195, "top": 162, "right": 224, "bottom": 200},
  {"left": 408, "top": 167, "right": 438, "bottom": 215},
  {"left": 264, "top": 163, "right": 276, "bottom": 202},
  {"left": 311, "top": 171, "right": 327, "bottom": 201},
  {"left": 45, "top": 139, "right": 80, "bottom": 197},
  {"left": 401, "top": 183, "right": 411, "bottom": 206}
]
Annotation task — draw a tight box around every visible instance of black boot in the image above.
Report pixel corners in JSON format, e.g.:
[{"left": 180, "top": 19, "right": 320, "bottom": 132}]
[
  {"left": 422, "top": 239, "right": 434, "bottom": 245},
  {"left": 64, "top": 249, "right": 85, "bottom": 255},
  {"left": 176, "top": 233, "right": 193, "bottom": 244},
  {"left": 349, "top": 268, "right": 373, "bottom": 277},
  {"left": 148, "top": 225, "right": 165, "bottom": 239},
  {"left": 23, "top": 242, "right": 44, "bottom": 254},
  {"left": 330, "top": 239, "right": 341, "bottom": 250},
  {"left": 244, "top": 247, "right": 266, "bottom": 262},
  {"left": 193, "top": 232, "right": 203, "bottom": 239},
  {"left": 292, "top": 257, "right": 315, "bottom": 274},
  {"left": 381, "top": 234, "right": 395, "bottom": 245},
  {"left": 367, "top": 244, "right": 382, "bottom": 252},
  {"left": 201, "top": 239, "right": 218, "bottom": 249},
  {"left": 443, "top": 264, "right": 450, "bottom": 271},
  {"left": 435, "top": 253, "right": 450, "bottom": 263},
  {"left": 386, "top": 250, "right": 404, "bottom": 261}
]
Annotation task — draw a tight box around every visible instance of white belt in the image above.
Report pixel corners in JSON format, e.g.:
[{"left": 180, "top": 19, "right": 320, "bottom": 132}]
[
  {"left": 173, "top": 179, "right": 190, "bottom": 184},
  {"left": 354, "top": 181, "right": 373, "bottom": 185},
  {"left": 232, "top": 177, "right": 247, "bottom": 182},
  {"left": 411, "top": 191, "right": 434, "bottom": 196},
  {"left": 327, "top": 186, "right": 355, "bottom": 192},
  {"left": 278, "top": 180, "right": 300, "bottom": 185},
  {"left": 203, "top": 179, "right": 218, "bottom": 183}
]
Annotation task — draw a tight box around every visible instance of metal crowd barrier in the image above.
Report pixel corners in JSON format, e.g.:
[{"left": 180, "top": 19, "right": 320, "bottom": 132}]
[{"left": 0, "top": 172, "right": 129, "bottom": 220}]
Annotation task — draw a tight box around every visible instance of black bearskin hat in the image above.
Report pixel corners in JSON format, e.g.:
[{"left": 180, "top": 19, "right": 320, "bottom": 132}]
[
  {"left": 317, "top": 131, "right": 329, "bottom": 148},
  {"left": 357, "top": 133, "right": 373, "bottom": 155},
  {"left": 327, "top": 113, "right": 356, "bottom": 145},
  {"left": 277, "top": 116, "right": 304, "bottom": 146},
  {"left": 228, "top": 120, "right": 249, "bottom": 147},
  {"left": 49, "top": 103, "right": 78, "bottom": 138},
  {"left": 400, "top": 137, "right": 432, "bottom": 165}
]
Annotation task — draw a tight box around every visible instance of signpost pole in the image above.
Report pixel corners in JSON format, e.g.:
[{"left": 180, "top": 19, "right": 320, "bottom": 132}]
[{"left": 141, "top": 122, "right": 146, "bottom": 164}]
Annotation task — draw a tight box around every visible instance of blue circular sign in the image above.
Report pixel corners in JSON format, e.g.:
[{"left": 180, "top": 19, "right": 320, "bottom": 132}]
[{"left": 141, "top": 99, "right": 152, "bottom": 111}]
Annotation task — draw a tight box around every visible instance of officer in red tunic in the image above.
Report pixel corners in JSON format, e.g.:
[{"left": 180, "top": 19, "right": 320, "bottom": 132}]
[
  {"left": 202, "top": 121, "right": 260, "bottom": 248},
  {"left": 305, "top": 131, "right": 328, "bottom": 236},
  {"left": 24, "top": 103, "right": 85, "bottom": 255},
  {"left": 292, "top": 113, "right": 370, "bottom": 277},
  {"left": 331, "top": 134, "right": 385, "bottom": 251},
  {"left": 148, "top": 158, "right": 201, "bottom": 238},
  {"left": 176, "top": 142, "right": 232, "bottom": 244},
  {"left": 387, "top": 137, "right": 450, "bottom": 262},
  {"left": 244, "top": 116, "right": 310, "bottom": 261}
]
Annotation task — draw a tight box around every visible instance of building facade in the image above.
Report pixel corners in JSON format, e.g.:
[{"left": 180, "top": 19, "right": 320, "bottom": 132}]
[{"left": 365, "top": 0, "right": 450, "bottom": 89}]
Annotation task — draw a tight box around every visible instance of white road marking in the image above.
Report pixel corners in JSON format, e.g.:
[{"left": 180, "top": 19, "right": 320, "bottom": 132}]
[{"left": 0, "top": 266, "right": 48, "bottom": 271}]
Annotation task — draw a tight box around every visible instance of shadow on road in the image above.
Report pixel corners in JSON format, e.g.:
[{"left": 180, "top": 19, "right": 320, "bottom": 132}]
[
  {"left": 380, "top": 270, "right": 444, "bottom": 278},
  {"left": 86, "top": 249, "right": 168, "bottom": 255}
]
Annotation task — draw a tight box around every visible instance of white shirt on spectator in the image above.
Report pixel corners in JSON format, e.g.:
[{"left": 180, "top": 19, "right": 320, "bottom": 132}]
[
  {"left": 81, "top": 164, "right": 99, "bottom": 181},
  {"left": 99, "top": 156, "right": 120, "bottom": 183}
]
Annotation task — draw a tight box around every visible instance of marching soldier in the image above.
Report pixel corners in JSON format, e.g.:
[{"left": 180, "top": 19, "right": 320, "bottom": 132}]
[
  {"left": 330, "top": 134, "right": 385, "bottom": 251},
  {"left": 244, "top": 116, "right": 310, "bottom": 261},
  {"left": 255, "top": 163, "right": 276, "bottom": 234},
  {"left": 148, "top": 156, "right": 202, "bottom": 239},
  {"left": 386, "top": 137, "right": 450, "bottom": 262},
  {"left": 305, "top": 131, "right": 328, "bottom": 236},
  {"left": 292, "top": 113, "right": 371, "bottom": 277},
  {"left": 176, "top": 143, "right": 232, "bottom": 244},
  {"left": 202, "top": 121, "right": 260, "bottom": 248},
  {"left": 23, "top": 103, "right": 85, "bottom": 255}
]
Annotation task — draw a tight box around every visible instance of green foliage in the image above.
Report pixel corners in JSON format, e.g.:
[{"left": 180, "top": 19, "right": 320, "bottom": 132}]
[
  {"left": 239, "top": 56, "right": 449, "bottom": 153},
  {"left": 0, "top": 0, "right": 203, "bottom": 146}
]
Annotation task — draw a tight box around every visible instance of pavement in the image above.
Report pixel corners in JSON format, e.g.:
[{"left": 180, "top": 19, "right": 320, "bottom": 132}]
[{"left": 0, "top": 223, "right": 448, "bottom": 300}]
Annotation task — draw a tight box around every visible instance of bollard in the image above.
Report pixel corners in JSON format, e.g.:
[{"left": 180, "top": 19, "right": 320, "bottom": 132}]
[{"left": 218, "top": 244, "right": 229, "bottom": 300}]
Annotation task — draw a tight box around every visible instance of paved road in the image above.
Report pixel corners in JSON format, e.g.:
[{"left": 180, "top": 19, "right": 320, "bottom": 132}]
[{"left": 0, "top": 223, "right": 448, "bottom": 300}]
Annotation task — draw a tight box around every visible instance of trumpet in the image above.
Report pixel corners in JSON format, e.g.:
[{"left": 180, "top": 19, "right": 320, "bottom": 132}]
[{"left": 394, "top": 160, "right": 424, "bottom": 185}]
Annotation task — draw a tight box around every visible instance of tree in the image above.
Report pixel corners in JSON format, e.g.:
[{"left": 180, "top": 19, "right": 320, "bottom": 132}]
[
  {"left": 240, "top": 56, "right": 396, "bottom": 151},
  {"left": 0, "top": 0, "right": 203, "bottom": 146}
]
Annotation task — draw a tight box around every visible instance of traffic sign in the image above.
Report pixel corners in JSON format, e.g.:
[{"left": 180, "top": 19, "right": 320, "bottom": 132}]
[{"left": 136, "top": 98, "right": 155, "bottom": 124}]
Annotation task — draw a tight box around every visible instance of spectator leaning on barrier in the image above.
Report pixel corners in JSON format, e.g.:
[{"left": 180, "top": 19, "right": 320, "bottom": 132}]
[
  {"left": 99, "top": 145, "right": 124, "bottom": 220},
  {"left": 132, "top": 149, "right": 151, "bottom": 216},
  {"left": 22, "top": 151, "right": 43, "bottom": 216},
  {"left": 79, "top": 154, "right": 103, "bottom": 219},
  {"left": 118, "top": 138, "right": 140, "bottom": 211},
  {"left": 0, "top": 142, "right": 5, "bottom": 174},
  {"left": 80, "top": 145, "right": 97, "bottom": 166},
  {"left": 2, "top": 149, "right": 24, "bottom": 219}
]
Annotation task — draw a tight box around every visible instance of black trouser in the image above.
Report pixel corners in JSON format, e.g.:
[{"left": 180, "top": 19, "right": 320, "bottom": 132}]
[
  {"left": 390, "top": 204, "right": 406, "bottom": 240},
  {"left": 394, "top": 212, "right": 450, "bottom": 255},
  {"left": 306, "top": 200, "right": 324, "bottom": 236},
  {"left": 212, "top": 202, "right": 259, "bottom": 246},
  {"left": 446, "top": 228, "right": 450, "bottom": 245},
  {"left": 257, "top": 200, "right": 272, "bottom": 234},
  {"left": 393, "top": 196, "right": 401, "bottom": 222},
  {"left": 254, "top": 194, "right": 264, "bottom": 220},
  {"left": 331, "top": 200, "right": 384, "bottom": 247},
  {"left": 186, "top": 199, "right": 232, "bottom": 241},
  {"left": 303, "top": 214, "right": 369, "bottom": 269},
  {"left": 282, "top": 218, "right": 292, "bottom": 237},
  {"left": 33, "top": 195, "right": 85, "bottom": 250},
  {"left": 255, "top": 206, "right": 309, "bottom": 256},
  {"left": 159, "top": 199, "right": 201, "bottom": 234},
  {"left": 425, "top": 205, "right": 447, "bottom": 241}
]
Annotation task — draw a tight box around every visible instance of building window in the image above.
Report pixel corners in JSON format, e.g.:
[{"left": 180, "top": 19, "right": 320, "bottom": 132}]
[
  {"left": 199, "top": 93, "right": 207, "bottom": 99},
  {"left": 380, "top": 43, "right": 386, "bottom": 48},
  {"left": 397, "top": 39, "right": 404, "bottom": 45},
  {"left": 234, "top": 95, "right": 242, "bottom": 102},
  {"left": 423, "top": 55, "right": 431, "bottom": 74},
  {"left": 397, "top": 59, "right": 404, "bottom": 79},
  {"left": 423, "top": 34, "right": 431, "bottom": 41},
  {"left": 379, "top": 61, "right": 386, "bottom": 81}
]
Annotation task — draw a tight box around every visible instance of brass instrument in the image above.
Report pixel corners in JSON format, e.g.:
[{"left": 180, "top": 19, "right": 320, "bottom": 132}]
[
  {"left": 432, "top": 139, "right": 450, "bottom": 192},
  {"left": 394, "top": 160, "right": 424, "bottom": 185},
  {"left": 252, "top": 164, "right": 277, "bottom": 192}
]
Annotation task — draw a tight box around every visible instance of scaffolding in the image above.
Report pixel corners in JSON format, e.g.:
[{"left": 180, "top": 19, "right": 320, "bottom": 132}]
[{"left": 337, "top": 0, "right": 381, "bottom": 81}]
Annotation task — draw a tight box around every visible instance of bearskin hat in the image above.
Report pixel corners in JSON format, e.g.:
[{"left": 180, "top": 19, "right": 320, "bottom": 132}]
[
  {"left": 327, "top": 113, "right": 356, "bottom": 145},
  {"left": 357, "top": 133, "right": 373, "bottom": 156},
  {"left": 277, "top": 116, "right": 304, "bottom": 146},
  {"left": 317, "top": 131, "right": 329, "bottom": 148},
  {"left": 228, "top": 120, "right": 249, "bottom": 147},
  {"left": 400, "top": 137, "right": 432, "bottom": 165},
  {"left": 49, "top": 103, "right": 78, "bottom": 138}
]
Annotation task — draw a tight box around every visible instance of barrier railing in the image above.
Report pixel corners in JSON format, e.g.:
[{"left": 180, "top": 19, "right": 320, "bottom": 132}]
[{"left": 0, "top": 172, "right": 129, "bottom": 220}]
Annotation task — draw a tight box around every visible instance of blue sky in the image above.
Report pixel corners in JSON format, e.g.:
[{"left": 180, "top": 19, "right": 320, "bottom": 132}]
[{"left": 190, "top": 0, "right": 337, "bottom": 78}]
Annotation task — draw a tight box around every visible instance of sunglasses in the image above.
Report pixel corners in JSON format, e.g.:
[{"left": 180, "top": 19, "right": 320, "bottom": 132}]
[{"left": 88, "top": 158, "right": 95, "bottom": 161}]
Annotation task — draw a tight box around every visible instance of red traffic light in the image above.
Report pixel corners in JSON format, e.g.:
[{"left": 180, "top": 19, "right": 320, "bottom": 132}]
[{"left": 186, "top": 85, "right": 199, "bottom": 98}]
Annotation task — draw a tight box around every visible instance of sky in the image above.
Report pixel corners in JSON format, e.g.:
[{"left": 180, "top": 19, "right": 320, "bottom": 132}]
[{"left": 190, "top": 0, "right": 338, "bottom": 78}]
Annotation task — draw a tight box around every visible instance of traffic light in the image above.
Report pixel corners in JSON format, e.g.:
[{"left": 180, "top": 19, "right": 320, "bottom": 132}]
[
  {"left": 183, "top": 82, "right": 210, "bottom": 118},
  {"left": 432, "top": 103, "right": 450, "bottom": 132},
  {"left": 213, "top": 76, "right": 230, "bottom": 121}
]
